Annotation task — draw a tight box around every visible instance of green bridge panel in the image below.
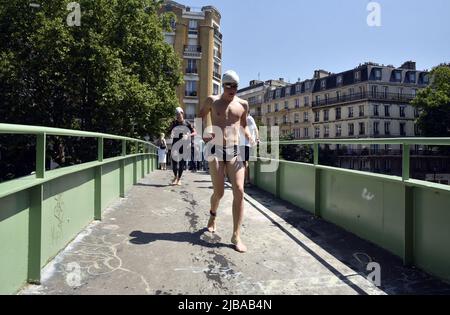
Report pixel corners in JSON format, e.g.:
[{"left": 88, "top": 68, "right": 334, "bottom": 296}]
[
  {"left": 102, "top": 161, "right": 121, "bottom": 210},
  {"left": 319, "top": 170, "right": 405, "bottom": 258},
  {"left": 0, "top": 191, "right": 30, "bottom": 294},
  {"left": 256, "top": 160, "right": 277, "bottom": 196},
  {"left": 125, "top": 160, "right": 134, "bottom": 191},
  {"left": 414, "top": 188, "right": 450, "bottom": 280},
  {"left": 279, "top": 161, "right": 315, "bottom": 214},
  {"left": 41, "top": 169, "right": 95, "bottom": 267}
]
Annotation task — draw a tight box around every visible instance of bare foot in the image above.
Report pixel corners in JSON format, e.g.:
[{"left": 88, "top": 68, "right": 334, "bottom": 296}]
[
  {"left": 176, "top": 179, "right": 182, "bottom": 186},
  {"left": 231, "top": 236, "right": 247, "bottom": 253},
  {"left": 171, "top": 177, "right": 178, "bottom": 185},
  {"left": 207, "top": 211, "right": 217, "bottom": 233}
]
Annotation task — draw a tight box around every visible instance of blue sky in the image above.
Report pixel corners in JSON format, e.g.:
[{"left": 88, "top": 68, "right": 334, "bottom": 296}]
[{"left": 179, "top": 0, "right": 450, "bottom": 88}]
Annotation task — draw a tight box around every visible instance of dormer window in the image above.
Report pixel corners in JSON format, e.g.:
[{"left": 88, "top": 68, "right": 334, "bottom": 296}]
[
  {"left": 374, "top": 69, "right": 382, "bottom": 80},
  {"left": 305, "top": 81, "right": 311, "bottom": 90},
  {"left": 321, "top": 80, "right": 326, "bottom": 90},
  {"left": 355, "top": 71, "right": 361, "bottom": 82},
  {"left": 275, "top": 90, "right": 281, "bottom": 98},
  {"left": 394, "top": 71, "right": 402, "bottom": 82},
  {"left": 423, "top": 74, "right": 430, "bottom": 84},
  {"left": 295, "top": 84, "right": 301, "bottom": 93},
  {"left": 336, "top": 75, "right": 343, "bottom": 86},
  {"left": 408, "top": 72, "right": 416, "bottom": 83}
]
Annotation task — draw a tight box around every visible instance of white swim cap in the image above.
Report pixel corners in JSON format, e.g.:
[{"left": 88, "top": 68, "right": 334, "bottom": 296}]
[
  {"left": 175, "top": 107, "right": 184, "bottom": 114},
  {"left": 222, "top": 70, "right": 240, "bottom": 85}
]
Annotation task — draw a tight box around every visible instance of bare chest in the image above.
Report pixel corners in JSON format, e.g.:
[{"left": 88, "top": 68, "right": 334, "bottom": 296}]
[{"left": 211, "top": 101, "right": 244, "bottom": 124}]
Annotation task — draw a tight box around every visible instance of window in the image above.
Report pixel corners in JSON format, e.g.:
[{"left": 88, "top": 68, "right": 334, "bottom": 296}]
[
  {"left": 305, "top": 81, "right": 311, "bottom": 90},
  {"left": 400, "top": 122, "right": 406, "bottom": 136},
  {"left": 412, "top": 89, "right": 417, "bottom": 97},
  {"left": 336, "top": 91, "right": 341, "bottom": 101},
  {"left": 398, "top": 87, "right": 403, "bottom": 98},
  {"left": 414, "top": 123, "right": 420, "bottom": 136},
  {"left": 355, "top": 71, "right": 361, "bottom": 82},
  {"left": 348, "top": 123, "right": 354, "bottom": 136},
  {"left": 285, "top": 87, "right": 291, "bottom": 97},
  {"left": 324, "top": 126, "right": 330, "bottom": 138},
  {"left": 315, "top": 127, "right": 320, "bottom": 138},
  {"left": 359, "top": 122, "right": 365, "bottom": 135},
  {"left": 274, "top": 117, "right": 278, "bottom": 126},
  {"left": 348, "top": 107, "right": 354, "bottom": 118},
  {"left": 294, "top": 129, "right": 301, "bottom": 139},
  {"left": 315, "top": 111, "right": 320, "bottom": 122},
  {"left": 321, "top": 80, "right": 326, "bottom": 89},
  {"left": 336, "top": 107, "right": 341, "bottom": 120},
  {"left": 383, "top": 86, "right": 388, "bottom": 98},
  {"left": 283, "top": 115, "right": 288, "bottom": 124},
  {"left": 284, "top": 101, "right": 289, "bottom": 110},
  {"left": 304, "top": 112, "right": 309, "bottom": 122},
  {"left": 359, "top": 86, "right": 365, "bottom": 96},
  {"left": 304, "top": 128, "right": 309, "bottom": 138},
  {"left": 267, "top": 105, "right": 271, "bottom": 113},
  {"left": 337, "top": 75, "right": 343, "bottom": 86},
  {"left": 276, "top": 90, "right": 281, "bottom": 98},
  {"left": 359, "top": 105, "right": 365, "bottom": 117},
  {"left": 213, "top": 83, "right": 219, "bottom": 95},
  {"left": 400, "top": 106, "right": 406, "bottom": 117},
  {"left": 275, "top": 103, "right": 279, "bottom": 112},
  {"left": 384, "top": 122, "right": 391, "bottom": 135},
  {"left": 185, "top": 81, "right": 197, "bottom": 97},
  {"left": 188, "top": 20, "right": 198, "bottom": 35},
  {"left": 374, "top": 69, "right": 382, "bottom": 80},
  {"left": 409, "top": 72, "right": 416, "bottom": 83},
  {"left": 294, "top": 113, "right": 300, "bottom": 123},
  {"left": 414, "top": 107, "right": 419, "bottom": 118},
  {"left": 315, "top": 95, "right": 321, "bottom": 104},
  {"left": 295, "top": 99, "right": 300, "bottom": 108},
  {"left": 374, "top": 104, "right": 379, "bottom": 116},
  {"left": 336, "top": 125, "right": 342, "bottom": 137},
  {"left": 296, "top": 84, "right": 301, "bottom": 93},
  {"left": 186, "top": 59, "right": 198, "bottom": 74},
  {"left": 384, "top": 105, "right": 390, "bottom": 117},
  {"left": 325, "top": 93, "right": 329, "bottom": 104},
  {"left": 304, "top": 96, "right": 310, "bottom": 106},
  {"left": 349, "top": 88, "right": 355, "bottom": 96},
  {"left": 394, "top": 71, "right": 402, "bottom": 82},
  {"left": 371, "top": 85, "right": 378, "bottom": 97},
  {"left": 374, "top": 122, "right": 380, "bottom": 135},
  {"left": 324, "top": 109, "right": 329, "bottom": 121}
]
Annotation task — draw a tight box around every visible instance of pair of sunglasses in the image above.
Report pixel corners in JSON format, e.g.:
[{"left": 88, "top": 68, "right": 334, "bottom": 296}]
[{"left": 223, "top": 83, "right": 238, "bottom": 89}]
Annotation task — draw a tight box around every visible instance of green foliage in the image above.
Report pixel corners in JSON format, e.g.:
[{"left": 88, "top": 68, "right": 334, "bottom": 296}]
[
  {"left": 0, "top": 0, "right": 183, "bottom": 181},
  {"left": 279, "top": 133, "right": 313, "bottom": 163},
  {"left": 412, "top": 64, "right": 450, "bottom": 137},
  {"left": 0, "top": 0, "right": 183, "bottom": 137}
]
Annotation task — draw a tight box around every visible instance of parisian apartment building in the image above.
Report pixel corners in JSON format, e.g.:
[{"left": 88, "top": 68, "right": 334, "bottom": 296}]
[
  {"left": 160, "top": 1, "right": 223, "bottom": 122},
  {"left": 238, "top": 61, "right": 450, "bottom": 180}
]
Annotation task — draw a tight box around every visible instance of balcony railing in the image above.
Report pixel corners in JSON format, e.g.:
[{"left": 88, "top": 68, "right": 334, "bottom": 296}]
[
  {"left": 312, "top": 92, "right": 416, "bottom": 107},
  {"left": 185, "top": 68, "right": 198, "bottom": 74},
  {"left": 183, "top": 45, "right": 202, "bottom": 58},
  {"left": 185, "top": 91, "right": 198, "bottom": 97}
]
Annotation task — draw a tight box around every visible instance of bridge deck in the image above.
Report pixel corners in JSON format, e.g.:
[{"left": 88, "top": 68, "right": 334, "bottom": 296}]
[{"left": 20, "top": 171, "right": 450, "bottom": 295}]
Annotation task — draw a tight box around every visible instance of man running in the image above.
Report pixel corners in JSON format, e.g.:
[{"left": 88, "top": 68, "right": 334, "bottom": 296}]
[{"left": 199, "top": 70, "right": 255, "bottom": 253}]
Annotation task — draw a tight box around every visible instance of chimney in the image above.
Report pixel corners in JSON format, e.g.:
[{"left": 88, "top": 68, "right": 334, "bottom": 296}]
[
  {"left": 314, "top": 70, "right": 330, "bottom": 79},
  {"left": 400, "top": 61, "right": 416, "bottom": 70}
]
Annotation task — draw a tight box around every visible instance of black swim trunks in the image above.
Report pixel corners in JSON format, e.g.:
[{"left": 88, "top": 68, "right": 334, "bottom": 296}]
[{"left": 210, "top": 145, "right": 239, "bottom": 162}]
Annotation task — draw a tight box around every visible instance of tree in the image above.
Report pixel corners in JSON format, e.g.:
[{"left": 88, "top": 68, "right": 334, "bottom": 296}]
[
  {"left": 0, "top": 0, "right": 183, "bottom": 181},
  {"left": 412, "top": 64, "right": 450, "bottom": 137}
]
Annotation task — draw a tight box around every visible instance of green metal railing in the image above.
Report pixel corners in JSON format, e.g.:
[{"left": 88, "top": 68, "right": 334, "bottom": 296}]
[
  {"left": 251, "top": 137, "right": 450, "bottom": 282},
  {"left": 0, "top": 124, "right": 158, "bottom": 292}
]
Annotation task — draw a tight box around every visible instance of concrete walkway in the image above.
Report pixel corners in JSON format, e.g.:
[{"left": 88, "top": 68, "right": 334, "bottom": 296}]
[{"left": 20, "top": 170, "right": 450, "bottom": 295}]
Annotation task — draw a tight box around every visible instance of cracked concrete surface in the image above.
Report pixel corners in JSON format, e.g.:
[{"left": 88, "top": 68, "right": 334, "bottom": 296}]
[{"left": 19, "top": 171, "right": 450, "bottom": 295}]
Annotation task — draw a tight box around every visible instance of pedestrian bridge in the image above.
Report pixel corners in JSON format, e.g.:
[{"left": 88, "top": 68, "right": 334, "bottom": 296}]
[{"left": 1, "top": 124, "right": 450, "bottom": 295}]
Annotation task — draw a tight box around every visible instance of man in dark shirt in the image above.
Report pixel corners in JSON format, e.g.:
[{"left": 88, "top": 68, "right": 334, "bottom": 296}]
[{"left": 169, "top": 107, "right": 197, "bottom": 185}]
